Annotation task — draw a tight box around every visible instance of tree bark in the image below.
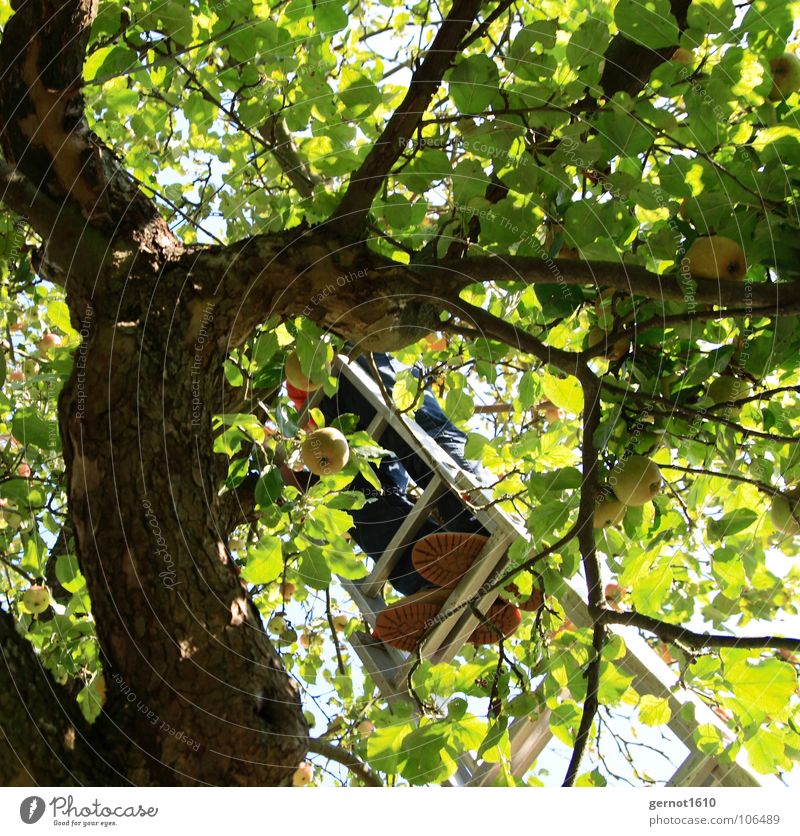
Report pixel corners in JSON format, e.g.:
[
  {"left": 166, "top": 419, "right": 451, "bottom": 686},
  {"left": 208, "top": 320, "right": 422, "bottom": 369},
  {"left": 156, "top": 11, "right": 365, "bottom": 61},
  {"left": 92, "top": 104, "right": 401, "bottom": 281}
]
[{"left": 0, "top": 610, "right": 120, "bottom": 785}]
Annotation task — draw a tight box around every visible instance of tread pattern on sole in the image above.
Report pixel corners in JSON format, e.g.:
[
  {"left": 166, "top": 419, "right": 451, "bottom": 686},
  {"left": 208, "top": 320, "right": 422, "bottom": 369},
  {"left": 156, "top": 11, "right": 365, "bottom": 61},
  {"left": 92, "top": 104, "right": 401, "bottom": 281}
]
[
  {"left": 413, "top": 532, "right": 544, "bottom": 612},
  {"left": 375, "top": 588, "right": 521, "bottom": 651},
  {"left": 412, "top": 532, "right": 489, "bottom": 588}
]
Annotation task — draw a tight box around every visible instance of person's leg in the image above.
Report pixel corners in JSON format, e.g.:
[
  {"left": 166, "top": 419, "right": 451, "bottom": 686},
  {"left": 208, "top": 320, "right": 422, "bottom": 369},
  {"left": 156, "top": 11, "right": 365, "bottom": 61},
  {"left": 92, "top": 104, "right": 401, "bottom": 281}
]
[
  {"left": 358, "top": 353, "right": 489, "bottom": 534},
  {"left": 317, "top": 368, "right": 438, "bottom": 596}
]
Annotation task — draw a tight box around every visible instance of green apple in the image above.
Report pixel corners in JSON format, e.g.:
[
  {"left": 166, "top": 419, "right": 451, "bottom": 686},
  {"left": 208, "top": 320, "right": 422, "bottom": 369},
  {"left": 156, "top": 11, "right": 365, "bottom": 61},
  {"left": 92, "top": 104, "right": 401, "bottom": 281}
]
[
  {"left": 593, "top": 494, "right": 626, "bottom": 528},
  {"left": 685, "top": 235, "right": 747, "bottom": 281},
  {"left": 22, "top": 585, "right": 50, "bottom": 615},
  {"left": 770, "top": 489, "right": 800, "bottom": 536},
  {"left": 285, "top": 351, "right": 327, "bottom": 392},
  {"left": 612, "top": 455, "right": 662, "bottom": 506}
]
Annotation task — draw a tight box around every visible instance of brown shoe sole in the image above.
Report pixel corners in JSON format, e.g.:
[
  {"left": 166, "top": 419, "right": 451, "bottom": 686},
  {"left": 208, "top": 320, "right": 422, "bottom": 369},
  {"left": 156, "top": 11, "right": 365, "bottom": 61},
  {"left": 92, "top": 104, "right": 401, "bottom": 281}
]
[
  {"left": 412, "top": 533, "right": 543, "bottom": 612},
  {"left": 374, "top": 587, "right": 521, "bottom": 652}
]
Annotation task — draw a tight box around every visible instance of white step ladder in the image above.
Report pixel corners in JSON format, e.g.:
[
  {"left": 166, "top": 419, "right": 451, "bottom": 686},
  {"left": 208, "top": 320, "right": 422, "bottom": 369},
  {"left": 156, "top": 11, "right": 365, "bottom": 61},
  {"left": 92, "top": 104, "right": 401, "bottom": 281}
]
[{"left": 305, "top": 354, "right": 761, "bottom": 787}]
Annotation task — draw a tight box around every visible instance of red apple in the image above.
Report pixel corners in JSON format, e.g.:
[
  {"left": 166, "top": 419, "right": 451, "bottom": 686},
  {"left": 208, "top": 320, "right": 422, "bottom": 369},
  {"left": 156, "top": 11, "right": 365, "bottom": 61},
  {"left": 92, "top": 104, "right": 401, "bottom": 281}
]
[
  {"left": 17, "top": 463, "right": 31, "bottom": 478},
  {"left": 357, "top": 719, "right": 375, "bottom": 737},
  {"left": 37, "top": 333, "right": 62, "bottom": 355}
]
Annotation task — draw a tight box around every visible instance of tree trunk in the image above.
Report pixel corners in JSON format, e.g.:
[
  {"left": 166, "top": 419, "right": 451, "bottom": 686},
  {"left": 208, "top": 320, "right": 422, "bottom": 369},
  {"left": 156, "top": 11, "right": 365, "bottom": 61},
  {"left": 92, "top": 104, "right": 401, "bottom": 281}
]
[{"left": 56, "top": 290, "right": 308, "bottom": 785}]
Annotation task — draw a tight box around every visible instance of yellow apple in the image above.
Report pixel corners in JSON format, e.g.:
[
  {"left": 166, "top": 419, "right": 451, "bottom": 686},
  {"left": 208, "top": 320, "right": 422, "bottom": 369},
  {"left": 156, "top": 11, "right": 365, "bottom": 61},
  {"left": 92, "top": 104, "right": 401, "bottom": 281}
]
[
  {"left": 770, "top": 489, "right": 800, "bottom": 536},
  {"left": 301, "top": 427, "right": 349, "bottom": 476},
  {"left": 357, "top": 719, "right": 375, "bottom": 737},
  {"left": 593, "top": 494, "right": 626, "bottom": 528},
  {"left": 268, "top": 614, "right": 287, "bottom": 633},
  {"left": 685, "top": 235, "right": 747, "bottom": 281},
  {"left": 292, "top": 761, "right": 313, "bottom": 787},
  {"left": 768, "top": 52, "right": 800, "bottom": 101},
  {"left": 612, "top": 455, "right": 662, "bottom": 506}
]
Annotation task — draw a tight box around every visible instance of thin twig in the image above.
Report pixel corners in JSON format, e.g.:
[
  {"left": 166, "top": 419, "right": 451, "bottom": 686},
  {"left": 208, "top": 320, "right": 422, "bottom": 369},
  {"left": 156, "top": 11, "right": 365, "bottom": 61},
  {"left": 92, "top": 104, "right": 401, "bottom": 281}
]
[{"left": 307, "top": 738, "right": 383, "bottom": 786}]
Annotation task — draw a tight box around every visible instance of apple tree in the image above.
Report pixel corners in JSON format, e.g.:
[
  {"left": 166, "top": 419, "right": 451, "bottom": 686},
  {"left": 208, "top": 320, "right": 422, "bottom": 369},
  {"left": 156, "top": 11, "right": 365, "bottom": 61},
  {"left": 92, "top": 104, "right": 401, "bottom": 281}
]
[{"left": 0, "top": 0, "right": 799, "bottom": 787}]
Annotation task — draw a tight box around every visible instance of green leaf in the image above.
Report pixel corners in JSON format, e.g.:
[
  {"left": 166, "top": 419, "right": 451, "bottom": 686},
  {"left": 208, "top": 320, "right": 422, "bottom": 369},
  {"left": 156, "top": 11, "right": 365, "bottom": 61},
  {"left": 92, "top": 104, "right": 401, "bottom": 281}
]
[
  {"left": 541, "top": 373, "right": 583, "bottom": 414},
  {"left": 46, "top": 300, "right": 75, "bottom": 335},
  {"left": 638, "top": 694, "right": 672, "bottom": 727},
  {"left": 159, "top": 1, "right": 193, "bottom": 45},
  {"left": 241, "top": 536, "right": 283, "bottom": 584},
  {"left": 744, "top": 728, "right": 786, "bottom": 774},
  {"left": 314, "top": 0, "right": 348, "bottom": 34},
  {"left": 566, "top": 19, "right": 611, "bottom": 68},
  {"left": 631, "top": 560, "right": 673, "bottom": 612},
  {"left": 255, "top": 467, "right": 283, "bottom": 507},
  {"left": 687, "top": 0, "right": 736, "bottom": 35},
  {"left": 448, "top": 55, "right": 499, "bottom": 114},
  {"left": 711, "top": 547, "right": 746, "bottom": 597},
  {"left": 11, "top": 407, "right": 60, "bottom": 451},
  {"left": 707, "top": 508, "right": 759, "bottom": 540},
  {"left": 366, "top": 721, "right": 414, "bottom": 772},
  {"left": 55, "top": 554, "right": 85, "bottom": 593},
  {"left": 298, "top": 545, "right": 332, "bottom": 590},
  {"left": 392, "top": 370, "right": 419, "bottom": 411},
  {"left": 614, "top": 0, "right": 679, "bottom": 49},
  {"left": 340, "top": 72, "right": 382, "bottom": 113},
  {"left": 724, "top": 657, "right": 797, "bottom": 721},
  {"left": 400, "top": 149, "right": 452, "bottom": 193},
  {"left": 478, "top": 719, "right": 510, "bottom": 763},
  {"left": 693, "top": 723, "right": 726, "bottom": 755}
]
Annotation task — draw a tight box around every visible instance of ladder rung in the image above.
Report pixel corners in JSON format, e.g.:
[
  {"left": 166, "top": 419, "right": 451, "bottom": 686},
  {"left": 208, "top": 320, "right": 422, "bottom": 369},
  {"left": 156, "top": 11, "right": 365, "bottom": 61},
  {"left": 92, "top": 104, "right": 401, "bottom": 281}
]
[
  {"left": 366, "top": 413, "right": 387, "bottom": 440},
  {"left": 360, "top": 475, "right": 446, "bottom": 599}
]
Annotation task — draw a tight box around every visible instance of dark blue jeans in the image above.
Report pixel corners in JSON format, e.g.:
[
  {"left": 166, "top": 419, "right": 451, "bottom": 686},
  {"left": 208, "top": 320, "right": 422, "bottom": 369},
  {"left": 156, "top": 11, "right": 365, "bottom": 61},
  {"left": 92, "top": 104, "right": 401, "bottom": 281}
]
[{"left": 319, "top": 354, "right": 488, "bottom": 595}]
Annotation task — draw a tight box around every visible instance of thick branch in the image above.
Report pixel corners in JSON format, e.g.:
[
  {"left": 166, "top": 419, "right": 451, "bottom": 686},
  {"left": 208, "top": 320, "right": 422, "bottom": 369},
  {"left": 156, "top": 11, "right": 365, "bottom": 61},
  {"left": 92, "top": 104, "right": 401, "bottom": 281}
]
[
  {"left": 330, "top": 0, "right": 483, "bottom": 228},
  {"left": 0, "top": 0, "right": 180, "bottom": 281},
  {"left": 427, "top": 255, "right": 798, "bottom": 309},
  {"left": 307, "top": 738, "right": 383, "bottom": 787},
  {"left": 258, "top": 115, "right": 320, "bottom": 199},
  {"left": 597, "top": 609, "right": 800, "bottom": 653},
  {"left": 438, "top": 296, "right": 581, "bottom": 376},
  {"left": 0, "top": 159, "right": 108, "bottom": 286}
]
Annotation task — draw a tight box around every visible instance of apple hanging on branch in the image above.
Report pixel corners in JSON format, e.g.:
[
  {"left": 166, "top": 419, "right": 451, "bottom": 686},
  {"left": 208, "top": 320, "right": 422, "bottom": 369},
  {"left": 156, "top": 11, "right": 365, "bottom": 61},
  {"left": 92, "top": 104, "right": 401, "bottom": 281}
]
[
  {"left": 770, "top": 487, "right": 800, "bottom": 536},
  {"left": 611, "top": 456, "right": 662, "bottom": 507},
  {"left": 684, "top": 235, "right": 747, "bottom": 281},
  {"left": 22, "top": 585, "right": 51, "bottom": 615},
  {"left": 301, "top": 427, "right": 350, "bottom": 476}
]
